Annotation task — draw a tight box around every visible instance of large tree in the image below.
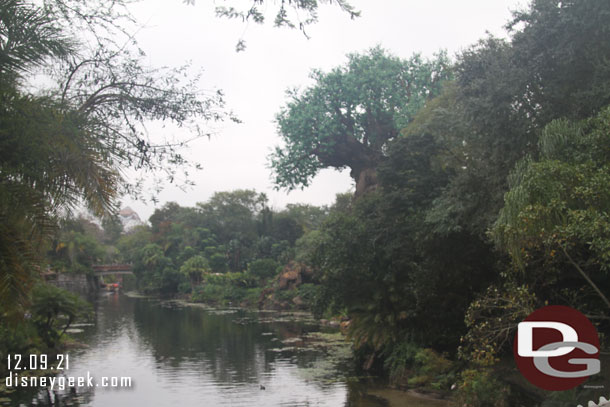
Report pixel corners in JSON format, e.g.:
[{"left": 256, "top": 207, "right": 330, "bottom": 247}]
[
  {"left": 422, "top": 0, "right": 610, "bottom": 236},
  {"left": 0, "top": 0, "right": 113, "bottom": 312},
  {"left": 307, "top": 133, "right": 495, "bottom": 354},
  {"left": 270, "top": 47, "right": 451, "bottom": 196}
]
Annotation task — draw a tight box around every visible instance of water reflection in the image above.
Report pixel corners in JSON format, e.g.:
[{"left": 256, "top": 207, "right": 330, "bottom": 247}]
[
  {"left": 42, "top": 293, "right": 350, "bottom": 406},
  {"left": 9, "top": 293, "right": 448, "bottom": 407}
]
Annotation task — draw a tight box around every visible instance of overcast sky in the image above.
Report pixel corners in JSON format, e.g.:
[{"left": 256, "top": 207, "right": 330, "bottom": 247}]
[{"left": 121, "top": 0, "right": 526, "bottom": 220}]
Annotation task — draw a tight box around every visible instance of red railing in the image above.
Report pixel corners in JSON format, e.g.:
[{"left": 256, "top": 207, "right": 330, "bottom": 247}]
[{"left": 92, "top": 264, "right": 132, "bottom": 272}]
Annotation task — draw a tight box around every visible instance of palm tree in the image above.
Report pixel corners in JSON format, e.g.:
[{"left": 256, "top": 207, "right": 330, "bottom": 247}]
[{"left": 0, "top": 0, "right": 119, "bottom": 314}]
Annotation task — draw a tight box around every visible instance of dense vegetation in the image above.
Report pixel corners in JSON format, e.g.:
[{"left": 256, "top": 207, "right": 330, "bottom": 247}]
[
  {"left": 1, "top": 0, "right": 609, "bottom": 405},
  {"left": 271, "top": 0, "right": 610, "bottom": 403},
  {"left": 116, "top": 191, "right": 327, "bottom": 306}
]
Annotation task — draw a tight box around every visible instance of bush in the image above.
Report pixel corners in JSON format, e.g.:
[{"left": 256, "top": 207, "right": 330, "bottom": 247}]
[
  {"left": 248, "top": 258, "right": 279, "bottom": 281},
  {"left": 0, "top": 321, "right": 41, "bottom": 377},
  {"left": 456, "top": 368, "right": 509, "bottom": 407},
  {"left": 384, "top": 343, "right": 455, "bottom": 391},
  {"left": 30, "top": 284, "right": 92, "bottom": 348},
  {"left": 408, "top": 348, "right": 454, "bottom": 390},
  {"left": 384, "top": 341, "right": 420, "bottom": 383},
  {"left": 178, "top": 281, "right": 192, "bottom": 294},
  {"left": 192, "top": 273, "right": 262, "bottom": 306},
  {"left": 208, "top": 253, "right": 227, "bottom": 273},
  {"left": 243, "top": 287, "right": 262, "bottom": 306},
  {"left": 296, "top": 283, "right": 321, "bottom": 308},
  {"left": 192, "top": 283, "right": 226, "bottom": 304},
  {"left": 275, "top": 288, "right": 296, "bottom": 303}
]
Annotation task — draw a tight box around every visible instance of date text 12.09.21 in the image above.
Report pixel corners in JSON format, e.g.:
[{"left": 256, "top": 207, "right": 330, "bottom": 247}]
[{"left": 7, "top": 354, "right": 69, "bottom": 371}]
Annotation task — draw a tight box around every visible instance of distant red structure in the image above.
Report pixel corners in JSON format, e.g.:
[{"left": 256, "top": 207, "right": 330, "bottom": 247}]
[{"left": 92, "top": 264, "right": 133, "bottom": 276}]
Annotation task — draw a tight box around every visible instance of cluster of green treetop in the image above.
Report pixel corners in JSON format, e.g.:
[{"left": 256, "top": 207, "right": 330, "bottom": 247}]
[{"left": 1, "top": 0, "right": 609, "bottom": 405}]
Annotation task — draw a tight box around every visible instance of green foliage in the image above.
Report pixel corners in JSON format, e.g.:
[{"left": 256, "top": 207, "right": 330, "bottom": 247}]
[
  {"left": 130, "top": 243, "right": 184, "bottom": 295},
  {"left": 101, "top": 214, "right": 124, "bottom": 244},
  {"left": 0, "top": 0, "right": 74, "bottom": 77},
  {"left": 274, "top": 288, "right": 297, "bottom": 304},
  {"left": 283, "top": 203, "right": 329, "bottom": 231},
  {"left": 507, "top": 0, "right": 610, "bottom": 121},
  {"left": 409, "top": 349, "right": 454, "bottom": 390},
  {"left": 194, "top": 0, "right": 360, "bottom": 52},
  {"left": 417, "top": 0, "right": 610, "bottom": 238},
  {"left": 0, "top": 74, "right": 117, "bottom": 309},
  {"left": 247, "top": 258, "right": 279, "bottom": 281},
  {"left": 383, "top": 341, "right": 421, "bottom": 384},
  {"left": 383, "top": 342, "right": 455, "bottom": 390},
  {"left": 192, "top": 283, "right": 229, "bottom": 304},
  {"left": 30, "top": 283, "right": 92, "bottom": 348},
  {"left": 456, "top": 368, "right": 510, "bottom": 407},
  {"left": 243, "top": 287, "right": 262, "bottom": 306},
  {"left": 117, "top": 225, "right": 152, "bottom": 263},
  {"left": 180, "top": 255, "right": 210, "bottom": 287},
  {"left": 192, "top": 273, "right": 261, "bottom": 306},
  {"left": 118, "top": 192, "right": 326, "bottom": 297},
  {"left": 204, "top": 272, "right": 257, "bottom": 289},
  {"left": 50, "top": 223, "right": 107, "bottom": 274},
  {"left": 295, "top": 283, "right": 320, "bottom": 308},
  {"left": 269, "top": 214, "right": 303, "bottom": 246},
  {"left": 208, "top": 253, "right": 228, "bottom": 274},
  {"left": 197, "top": 190, "right": 268, "bottom": 271},
  {"left": 270, "top": 47, "right": 452, "bottom": 193},
  {"left": 294, "top": 230, "right": 324, "bottom": 264},
  {"left": 0, "top": 319, "right": 39, "bottom": 375},
  {"left": 494, "top": 107, "right": 610, "bottom": 313},
  {"left": 459, "top": 284, "right": 537, "bottom": 367},
  {"left": 306, "top": 134, "right": 495, "bottom": 351},
  {"left": 0, "top": 0, "right": 232, "bottom": 311}
]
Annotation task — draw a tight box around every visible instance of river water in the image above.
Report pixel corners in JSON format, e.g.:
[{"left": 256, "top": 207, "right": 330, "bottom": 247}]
[{"left": 9, "top": 292, "right": 448, "bottom": 407}]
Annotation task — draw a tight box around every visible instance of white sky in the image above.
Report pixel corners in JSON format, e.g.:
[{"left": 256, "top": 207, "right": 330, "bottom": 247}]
[{"left": 122, "top": 0, "right": 526, "bottom": 220}]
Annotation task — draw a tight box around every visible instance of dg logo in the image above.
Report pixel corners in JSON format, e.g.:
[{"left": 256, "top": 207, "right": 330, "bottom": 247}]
[{"left": 513, "top": 305, "right": 601, "bottom": 391}]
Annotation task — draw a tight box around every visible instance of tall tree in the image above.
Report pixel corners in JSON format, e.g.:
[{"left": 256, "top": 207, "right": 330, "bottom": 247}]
[
  {"left": 0, "top": 0, "right": 113, "bottom": 312},
  {"left": 308, "top": 134, "right": 495, "bottom": 353},
  {"left": 418, "top": 0, "right": 610, "bottom": 236},
  {"left": 270, "top": 47, "right": 451, "bottom": 196},
  {"left": 0, "top": 0, "right": 233, "bottom": 311}
]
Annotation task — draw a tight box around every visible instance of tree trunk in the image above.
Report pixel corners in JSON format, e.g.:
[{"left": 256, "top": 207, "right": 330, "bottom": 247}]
[{"left": 353, "top": 167, "right": 378, "bottom": 198}]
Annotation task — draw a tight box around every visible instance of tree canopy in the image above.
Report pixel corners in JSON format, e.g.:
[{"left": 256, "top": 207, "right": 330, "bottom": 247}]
[
  {"left": 270, "top": 47, "right": 451, "bottom": 196},
  {"left": 0, "top": 0, "right": 233, "bottom": 312},
  {"left": 494, "top": 107, "right": 610, "bottom": 311}
]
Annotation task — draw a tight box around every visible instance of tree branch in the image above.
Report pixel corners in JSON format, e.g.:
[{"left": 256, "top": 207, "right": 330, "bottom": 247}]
[{"left": 561, "top": 245, "right": 610, "bottom": 310}]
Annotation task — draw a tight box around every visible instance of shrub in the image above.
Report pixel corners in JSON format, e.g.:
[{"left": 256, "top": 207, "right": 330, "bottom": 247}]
[
  {"left": 296, "top": 283, "right": 320, "bottom": 307},
  {"left": 208, "top": 253, "right": 227, "bottom": 273},
  {"left": 30, "top": 284, "right": 92, "bottom": 348},
  {"left": 456, "top": 368, "right": 509, "bottom": 407},
  {"left": 243, "top": 287, "right": 262, "bottom": 306},
  {"left": 192, "top": 284, "right": 226, "bottom": 304},
  {"left": 409, "top": 348, "right": 455, "bottom": 390},
  {"left": 384, "top": 341, "right": 420, "bottom": 383},
  {"left": 248, "top": 258, "right": 280, "bottom": 281},
  {"left": 384, "top": 343, "right": 456, "bottom": 391},
  {"left": 275, "top": 288, "right": 296, "bottom": 303}
]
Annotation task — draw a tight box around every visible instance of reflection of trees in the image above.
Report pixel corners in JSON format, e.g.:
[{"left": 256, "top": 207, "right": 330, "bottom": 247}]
[
  {"left": 132, "top": 302, "right": 266, "bottom": 383},
  {"left": 14, "top": 379, "right": 96, "bottom": 407},
  {"left": 131, "top": 301, "right": 329, "bottom": 385},
  {"left": 83, "top": 293, "right": 139, "bottom": 347}
]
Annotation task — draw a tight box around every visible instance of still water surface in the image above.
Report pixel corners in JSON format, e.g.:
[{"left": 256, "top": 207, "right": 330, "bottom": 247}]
[{"left": 15, "top": 293, "right": 448, "bottom": 407}]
